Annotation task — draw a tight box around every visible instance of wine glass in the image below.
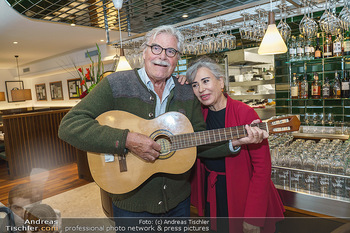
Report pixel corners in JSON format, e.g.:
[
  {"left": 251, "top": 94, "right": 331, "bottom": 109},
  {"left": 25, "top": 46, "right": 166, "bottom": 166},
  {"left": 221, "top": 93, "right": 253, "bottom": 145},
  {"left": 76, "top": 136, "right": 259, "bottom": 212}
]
[
  {"left": 312, "top": 113, "right": 319, "bottom": 133},
  {"left": 327, "top": 113, "right": 334, "bottom": 134},
  {"left": 319, "top": 0, "right": 342, "bottom": 35},
  {"left": 319, "top": 113, "right": 325, "bottom": 133},
  {"left": 277, "top": 3, "right": 291, "bottom": 42},
  {"left": 304, "top": 113, "right": 310, "bottom": 133},
  {"left": 299, "top": 0, "right": 318, "bottom": 39},
  {"left": 339, "top": 4, "right": 350, "bottom": 30}
]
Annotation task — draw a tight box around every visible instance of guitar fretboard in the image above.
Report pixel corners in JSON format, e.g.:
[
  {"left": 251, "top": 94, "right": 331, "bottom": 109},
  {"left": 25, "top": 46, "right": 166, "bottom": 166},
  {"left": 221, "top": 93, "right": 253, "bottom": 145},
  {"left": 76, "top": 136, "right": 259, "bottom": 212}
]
[{"left": 169, "top": 122, "right": 267, "bottom": 151}]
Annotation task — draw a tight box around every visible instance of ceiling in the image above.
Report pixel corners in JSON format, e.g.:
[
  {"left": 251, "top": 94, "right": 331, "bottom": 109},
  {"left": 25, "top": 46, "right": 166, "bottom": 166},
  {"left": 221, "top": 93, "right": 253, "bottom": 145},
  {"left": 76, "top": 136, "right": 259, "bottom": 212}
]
[{"left": 1, "top": 0, "right": 336, "bottom": 71}]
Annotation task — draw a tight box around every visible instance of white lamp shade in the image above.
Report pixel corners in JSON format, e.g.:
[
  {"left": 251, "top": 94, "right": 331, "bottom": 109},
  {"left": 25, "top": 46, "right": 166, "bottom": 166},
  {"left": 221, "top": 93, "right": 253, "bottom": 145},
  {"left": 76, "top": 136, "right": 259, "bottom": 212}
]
[
  {"left": 116, "top": 56, "right": 132, "bottom": 72},
  {"left": 112, "top": 0, "right": 123, "bottom": 9},
  {"left": 258, "top": 24, "right": 288, "bottom": 55}
]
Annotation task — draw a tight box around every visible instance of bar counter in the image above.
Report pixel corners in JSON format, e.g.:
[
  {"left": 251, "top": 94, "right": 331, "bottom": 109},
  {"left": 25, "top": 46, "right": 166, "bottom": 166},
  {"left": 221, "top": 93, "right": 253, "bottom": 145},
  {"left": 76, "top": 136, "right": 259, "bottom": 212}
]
[{"left": 2, "top": 108, "right": 77, "bottom": 178}]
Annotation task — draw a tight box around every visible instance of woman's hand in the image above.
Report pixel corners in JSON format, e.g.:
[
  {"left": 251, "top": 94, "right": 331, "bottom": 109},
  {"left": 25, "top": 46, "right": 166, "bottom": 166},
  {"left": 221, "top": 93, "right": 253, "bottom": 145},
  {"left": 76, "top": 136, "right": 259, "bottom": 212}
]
[
  {"left": 231, "top": 119, "right": 269, "bottom": 147},
  {"left": 243, "top": 221, "right": 260, "bottom": 233},
  {"left": 175, "top": 74, "right": 188, "bottom": 85}
]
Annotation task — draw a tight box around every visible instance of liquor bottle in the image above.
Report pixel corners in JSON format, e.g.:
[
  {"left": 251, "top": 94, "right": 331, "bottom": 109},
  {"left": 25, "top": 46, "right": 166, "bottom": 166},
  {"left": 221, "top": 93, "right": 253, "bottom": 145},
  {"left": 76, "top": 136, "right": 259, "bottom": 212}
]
[
  {"left": 314, "top": 33, "right": 322, "bottom": 59},
  {"left": 309, "top": 37, "right": 315, "bottom": 60},
  {"left": 311, "top": 72, "right": 321, "bottom": 99},
  {"left": 333, "top": 34, "right": 342, "bottom": 57},
  {"left": 341, "top": 70, "right": 350, "bottom": 98},
  {"left": 343, "top": 27, "right": 350, "bottom": 56},
  {"left": 332, "top": 71, "right": 341, "bottom": 99},
  {"left": 289, "top": 36, "right": 297, "bottom": 61},
  {"left": 291, "top": 73, "right": 299, "bottom": 99},
  {"left": 296, "top": 34, "right": 305, "bottom": 61},
  {"left": 300, "top": 74, "right": 308, "bottom": 99},
  {"left": 304, "top": 39, "right": 311, "bottom": 60},
  {"left": 322, "top": 77, "right": 331, "bottom": 99},
  {"left": 324, "top": 34, "right": 333, "bottom": 58}
]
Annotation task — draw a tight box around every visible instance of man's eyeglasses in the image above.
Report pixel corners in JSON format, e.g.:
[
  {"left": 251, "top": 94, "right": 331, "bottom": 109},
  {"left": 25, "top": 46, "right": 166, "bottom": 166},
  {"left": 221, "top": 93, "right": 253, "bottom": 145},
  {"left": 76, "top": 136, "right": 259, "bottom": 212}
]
[{"left": 146, "top": 44, "right": 180, "bottom": 58}]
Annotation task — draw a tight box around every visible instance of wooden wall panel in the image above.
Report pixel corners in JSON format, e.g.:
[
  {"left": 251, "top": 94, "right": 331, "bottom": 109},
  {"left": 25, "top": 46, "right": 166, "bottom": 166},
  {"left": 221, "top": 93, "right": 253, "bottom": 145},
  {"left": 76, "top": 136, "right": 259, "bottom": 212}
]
[{"left": 2, "top": 109, "right": 77, "bottom": 179}]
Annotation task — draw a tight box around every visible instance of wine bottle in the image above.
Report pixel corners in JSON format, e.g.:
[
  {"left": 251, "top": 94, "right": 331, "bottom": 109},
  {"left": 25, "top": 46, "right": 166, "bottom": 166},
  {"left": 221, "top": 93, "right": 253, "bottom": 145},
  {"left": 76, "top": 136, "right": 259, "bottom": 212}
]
[
  {"left": 289, "top": 36, "right": 297, "bottom": 61},
  {"left": 314, "top": 33, "right": 322, "bottom": 59},
  {"left": 291, "top": 73, "right": 299, "bottom": 99},
  {"left": 324, "top": 34, "right": 333, "bottom": 58},
  {"left": 322, "top": 77, "right": 331, "bottom": 99},
  {"left": 296, "top": 34, "right": 305, "bottom": 61},
  {"left": 343, "top": 28, "right": 350, "bottom": 56},
  {"left": 311, "top": 72, "right": 321, "bottom": 99},
  {"left": 332, "top": 71, "right": 341, "bottom": 99},
  {"left": 333, "top": 35, "right": 342, "bottom": 57},
  {"left": 300, "top": 74, "right": 308, "bottom": 99},
  {"left": 341, "top": 70, "right": 350, "bottom": 98}
]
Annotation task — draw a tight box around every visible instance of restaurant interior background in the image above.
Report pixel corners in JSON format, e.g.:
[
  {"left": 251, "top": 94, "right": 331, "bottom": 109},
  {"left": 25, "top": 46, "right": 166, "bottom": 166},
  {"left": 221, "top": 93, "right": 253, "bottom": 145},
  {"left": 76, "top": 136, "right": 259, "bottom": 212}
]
[
  {"left": 1, "top": 0, "right": 350, "bottom": 231},
  {"left": 0, "top": 0, "right": 344, "bottom": 112}
]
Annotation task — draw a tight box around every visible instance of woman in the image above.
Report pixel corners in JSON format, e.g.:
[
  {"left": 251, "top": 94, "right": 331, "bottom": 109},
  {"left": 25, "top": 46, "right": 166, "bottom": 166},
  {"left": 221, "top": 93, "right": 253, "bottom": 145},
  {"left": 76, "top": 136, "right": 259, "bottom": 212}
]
[{"left": 186, "top": 57, "right": 284, "bottom": 233}]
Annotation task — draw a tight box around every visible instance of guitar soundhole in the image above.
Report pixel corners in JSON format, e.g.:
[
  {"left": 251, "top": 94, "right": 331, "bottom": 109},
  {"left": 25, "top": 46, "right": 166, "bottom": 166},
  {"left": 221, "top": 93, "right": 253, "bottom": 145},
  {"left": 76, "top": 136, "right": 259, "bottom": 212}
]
[{"left": 150, "top": 130, "right": 175, "bottom": 160}]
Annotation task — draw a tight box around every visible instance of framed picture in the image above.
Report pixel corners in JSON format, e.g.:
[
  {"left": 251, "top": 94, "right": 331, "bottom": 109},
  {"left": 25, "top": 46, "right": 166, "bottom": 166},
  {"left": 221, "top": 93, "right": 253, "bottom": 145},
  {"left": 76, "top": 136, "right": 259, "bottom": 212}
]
[
  {"left": 49, "top": 81, "right": 64, "bottom": 100},
  {"left": 35, "top": 83, "right": 47, "bottom": 101},
  {"left": 5, "top": 81, "right": 24, "bottom": 102},
  {"left": 67, "top": 78, "right": 81, "bottom": 99}
]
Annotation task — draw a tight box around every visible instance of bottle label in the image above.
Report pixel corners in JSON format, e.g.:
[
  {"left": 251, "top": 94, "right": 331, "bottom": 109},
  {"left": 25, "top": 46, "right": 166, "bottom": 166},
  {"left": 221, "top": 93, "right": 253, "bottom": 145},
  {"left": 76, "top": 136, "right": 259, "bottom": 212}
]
[
  {"left": 305, "top": 46, "right": 311, "bottom": 53},
  {"left": 312, "top": 86, "right": 320, "bottom": 96},
  {"left": 344, "top": 41, "right": 350, "bottom": 52},
  {"left": 342, "top": 82, "right": 350, "bottom": 90},
  {"left": 315, "top": 50, "right": 322, "bottom": 58},
  {"left": 301, "top": 84, "right": 308, "bottom": 98},
  {"left": 289, "top": 48, "right": 297, "bottom": 55},
  {"left": 324, "top": 51, "right": 332, "bottom": 56},
  {"left": 333, "top": 42, "right": 342, "bottom": 54},
  {"left": 323, "top": 88, "right": 330, "bottom": 97},
  {"left": 291, "top": 87, "right": 298, "bottom": 97},
  {"left": 297, "top": 47, "right": 304, "bottom": 54}
]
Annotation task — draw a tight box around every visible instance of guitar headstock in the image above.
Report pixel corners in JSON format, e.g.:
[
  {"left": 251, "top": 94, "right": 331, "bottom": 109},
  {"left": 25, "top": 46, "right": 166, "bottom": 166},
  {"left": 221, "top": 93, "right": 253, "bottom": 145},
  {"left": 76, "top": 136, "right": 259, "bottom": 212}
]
[{"left": 266, "top": 115, "right": 301, "bottom": 134}]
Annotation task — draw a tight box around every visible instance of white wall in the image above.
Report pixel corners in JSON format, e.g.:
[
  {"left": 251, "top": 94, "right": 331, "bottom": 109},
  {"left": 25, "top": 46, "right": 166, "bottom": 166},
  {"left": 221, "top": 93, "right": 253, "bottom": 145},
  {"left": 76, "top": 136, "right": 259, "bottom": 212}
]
[{"left": 0, "top": 44, "right": 117, "bottom": 110}]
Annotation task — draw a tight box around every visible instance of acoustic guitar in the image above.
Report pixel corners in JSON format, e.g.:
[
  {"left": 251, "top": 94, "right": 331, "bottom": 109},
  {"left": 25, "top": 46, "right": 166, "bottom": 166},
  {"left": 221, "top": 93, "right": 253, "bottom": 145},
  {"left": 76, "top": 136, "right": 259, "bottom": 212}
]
[{"left": 87, "top": 111, "right": 300, "bottom": 194}]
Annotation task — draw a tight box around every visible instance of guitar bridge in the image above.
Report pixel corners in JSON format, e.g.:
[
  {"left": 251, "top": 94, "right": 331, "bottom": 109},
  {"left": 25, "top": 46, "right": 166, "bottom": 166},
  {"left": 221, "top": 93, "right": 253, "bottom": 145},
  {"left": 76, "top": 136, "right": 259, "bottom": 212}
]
[{"left": 118, "top": 154, "right": 127, "bottom": 172}]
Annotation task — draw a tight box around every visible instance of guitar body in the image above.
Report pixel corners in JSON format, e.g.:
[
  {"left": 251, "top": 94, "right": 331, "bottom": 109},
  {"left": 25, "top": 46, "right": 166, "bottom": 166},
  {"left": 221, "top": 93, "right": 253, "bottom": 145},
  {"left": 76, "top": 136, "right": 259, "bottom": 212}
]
[{"left": 87, "top": 111, "right": 196, "bottom": 194}]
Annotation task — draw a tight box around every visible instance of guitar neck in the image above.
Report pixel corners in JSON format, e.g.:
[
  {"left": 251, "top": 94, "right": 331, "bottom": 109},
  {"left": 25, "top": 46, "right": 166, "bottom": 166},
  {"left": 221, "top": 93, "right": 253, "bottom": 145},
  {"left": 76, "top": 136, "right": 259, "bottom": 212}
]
[{"left": 170, "top": 122, "right": 267, "bottom": 151}]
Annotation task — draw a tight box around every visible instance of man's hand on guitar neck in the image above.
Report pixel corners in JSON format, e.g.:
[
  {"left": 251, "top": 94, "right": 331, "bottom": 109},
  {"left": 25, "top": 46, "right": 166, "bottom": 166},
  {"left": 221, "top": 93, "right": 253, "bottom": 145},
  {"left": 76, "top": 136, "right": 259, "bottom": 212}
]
[
  {"left": 125, "top": 132, "right": 162, "bottom": 162},
  {"left": 231, "top": 119, "right": 269, "bottom": 147}
]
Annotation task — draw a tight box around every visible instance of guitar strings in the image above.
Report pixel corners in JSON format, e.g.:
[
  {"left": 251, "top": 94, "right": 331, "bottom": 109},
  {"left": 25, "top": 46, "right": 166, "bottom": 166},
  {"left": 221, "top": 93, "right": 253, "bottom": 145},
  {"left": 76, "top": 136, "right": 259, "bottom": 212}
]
[{"left": 169, "top": 123, "right": 267, "bottom": 151}]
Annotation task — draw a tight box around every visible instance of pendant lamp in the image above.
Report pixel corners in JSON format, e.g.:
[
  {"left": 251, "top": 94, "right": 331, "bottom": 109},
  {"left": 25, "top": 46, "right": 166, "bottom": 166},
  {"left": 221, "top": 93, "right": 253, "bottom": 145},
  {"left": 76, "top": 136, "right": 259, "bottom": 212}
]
[
  {"left": 113, "top": 0, "right": 132, "bottom": 72},
  {"left": 258, "top": 0, "right": 288, "bottom": 55},
  {"left": 11, "top": 55, "right": 32, "bottom": 101}
]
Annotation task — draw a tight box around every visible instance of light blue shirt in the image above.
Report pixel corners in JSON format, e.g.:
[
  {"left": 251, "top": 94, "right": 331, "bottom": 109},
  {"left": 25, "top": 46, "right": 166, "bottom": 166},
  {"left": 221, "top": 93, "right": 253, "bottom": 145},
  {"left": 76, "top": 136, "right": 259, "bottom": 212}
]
[
  {"left": 138, "top": 68, "right": 239, "bottom": 153},
  {"left": 138, "top": 68, "right": 175, "bottom": 117}
]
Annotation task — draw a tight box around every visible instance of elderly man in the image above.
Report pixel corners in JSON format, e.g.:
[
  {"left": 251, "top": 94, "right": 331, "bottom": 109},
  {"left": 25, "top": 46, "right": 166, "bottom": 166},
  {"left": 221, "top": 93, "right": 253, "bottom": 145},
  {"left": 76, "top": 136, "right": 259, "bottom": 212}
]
[
  {"left": 59, "top": 25, "right": 266, "bottom": 221},
  {"left": 59, "top": 25, "right": 209, "bottom": 218}
]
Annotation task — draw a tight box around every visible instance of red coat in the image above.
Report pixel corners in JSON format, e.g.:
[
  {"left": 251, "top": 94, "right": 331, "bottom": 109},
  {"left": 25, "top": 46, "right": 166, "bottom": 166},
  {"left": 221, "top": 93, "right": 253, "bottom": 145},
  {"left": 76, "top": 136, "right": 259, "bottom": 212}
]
[{"left": 191, "top": 95, "right": 284, "bottom": 233}]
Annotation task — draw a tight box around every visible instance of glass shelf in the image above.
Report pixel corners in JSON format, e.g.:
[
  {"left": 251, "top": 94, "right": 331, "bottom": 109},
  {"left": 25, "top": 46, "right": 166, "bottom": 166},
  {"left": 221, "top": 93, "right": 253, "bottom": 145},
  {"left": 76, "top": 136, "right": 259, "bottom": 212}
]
[
  {"left": 272, "top": 166, "right": 350, "bottom": 217},
  {"left": 229, "top": 94, "right": 275, "bottom": 100},
  {"left": 285, "top": 55, "right": 350, "bottom": 64},
  {"left": 275, "top": 53, "right": 350, "bottom": 123},
  {"left": 229, "top": 79, "right": 275, "bottom": 87}
]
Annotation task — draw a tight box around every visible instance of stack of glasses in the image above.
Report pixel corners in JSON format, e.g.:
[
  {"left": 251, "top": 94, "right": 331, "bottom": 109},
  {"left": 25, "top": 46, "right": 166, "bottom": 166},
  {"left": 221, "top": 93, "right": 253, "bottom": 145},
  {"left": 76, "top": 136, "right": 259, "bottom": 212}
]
[{"left": 269, "top": 134, "right": 350, "bottom": 200}]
